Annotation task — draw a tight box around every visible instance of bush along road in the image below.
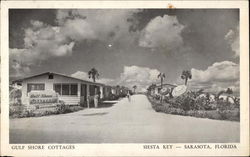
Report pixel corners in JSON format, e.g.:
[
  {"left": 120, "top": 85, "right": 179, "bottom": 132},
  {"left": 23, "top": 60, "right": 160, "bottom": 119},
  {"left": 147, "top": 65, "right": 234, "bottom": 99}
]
[{"left": 147, "top": 92, "right": 240, "bottom": 121}]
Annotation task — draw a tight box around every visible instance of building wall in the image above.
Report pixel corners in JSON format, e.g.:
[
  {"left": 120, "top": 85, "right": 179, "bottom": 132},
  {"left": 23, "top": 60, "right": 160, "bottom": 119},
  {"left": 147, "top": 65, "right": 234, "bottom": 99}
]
[{"left": 21, "top": 74, "right": 104, "bottom": 106}]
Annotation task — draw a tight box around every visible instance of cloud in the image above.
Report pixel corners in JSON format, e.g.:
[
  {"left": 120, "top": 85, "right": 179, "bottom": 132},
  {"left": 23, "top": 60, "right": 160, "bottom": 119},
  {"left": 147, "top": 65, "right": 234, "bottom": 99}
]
[
  {"left": 10, "top": 10, "right": 140, "bottom": 77},
  {"left": 191, "top": 61, "right": 239, "bottom": 83},
  {"left": 189, "top": 61, "right": 239, "bottom": 94},
  {"left": 225, "top": 26, "right": 239, "bottom": 57},
  {"left": 139, "top": 15, "right": 184, "bottom": 50},
  {"left": 56, "top": 9, "right": 140, "bottom": 42},
  {"left": 118, "top": 65, "right": 160, "bottom": 91},
  {"left": 72, "top": 66, "right": 161, "bottom": 91},
  {"left": 71, "top": 71, "right": 89, "bottom": 80},
  {"left": 30, "top": 20, "right": 44, "bottom": 29},
  {"left": 61, "top": 18, "right": 97, "bottom": 41},
  {"left": 71, "top": 71, "right": 114, "bottom": 85},
  {"left": 10, "top": 58, "right": 31, "bottom": 78},
  {"left": 71, "top": 66, "right": 161, "bottom": 91},
  {"left": 10, "top": 20, "right": 75, "bottom": 77}
]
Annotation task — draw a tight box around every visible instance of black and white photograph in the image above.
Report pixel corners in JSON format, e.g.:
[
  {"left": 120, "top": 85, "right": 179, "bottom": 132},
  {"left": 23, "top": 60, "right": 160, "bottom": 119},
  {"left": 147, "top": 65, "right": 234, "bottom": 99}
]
[
  {"left": 1, "top": 1, "right": 249, "bottom": 156},
  {"left": 8, "top": 8, "right": 241, "bottom": 144}
]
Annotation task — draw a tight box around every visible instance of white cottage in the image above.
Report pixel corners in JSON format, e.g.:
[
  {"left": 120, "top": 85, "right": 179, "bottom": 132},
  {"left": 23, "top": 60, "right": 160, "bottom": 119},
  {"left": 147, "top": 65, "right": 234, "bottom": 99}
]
[{"left": 13, "top": 72, "right": 105, "bottom": 107}]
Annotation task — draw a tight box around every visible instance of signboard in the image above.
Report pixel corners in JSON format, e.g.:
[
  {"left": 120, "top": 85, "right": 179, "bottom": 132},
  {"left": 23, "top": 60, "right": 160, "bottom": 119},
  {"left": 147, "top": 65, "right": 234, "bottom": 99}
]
[
  {"left": 172, "top": 85, "right": 187, "bottom": 97},
  {"left": 28, "top": 90, "right": 59, "bottom": 106}
]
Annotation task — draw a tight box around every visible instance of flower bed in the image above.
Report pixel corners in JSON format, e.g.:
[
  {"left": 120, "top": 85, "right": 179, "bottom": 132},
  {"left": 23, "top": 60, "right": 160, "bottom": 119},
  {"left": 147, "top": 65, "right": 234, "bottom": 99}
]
[{"left": 9, "top": 102, "right": 84, "bottom": 119}]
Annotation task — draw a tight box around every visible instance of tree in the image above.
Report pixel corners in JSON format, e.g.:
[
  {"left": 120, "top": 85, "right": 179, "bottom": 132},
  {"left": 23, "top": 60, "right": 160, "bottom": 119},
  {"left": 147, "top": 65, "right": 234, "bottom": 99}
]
[
  {"left": 225, "top": 88, "right": 233, "bottom": 95},
  {"left": 181, "top": 70, "right": 192, "bottom": 85},
  {"left": 88, "top": 68, "right": 99, "bottom": 82},
  {"left": 133, "top": 85, "right": 137, "bottom": 93},
  {"left": 116, "top": 85, "right": 120, "bottom": 96},
  {"left": 157, "top": 73, "right": 166, "bottom": 89},
  {"left": 147, "top": 84, "right": 156, "bottom": 95},
  {"left": 147, "top": 84, "right": 156, "bottom": 91},
  {"left": 225, "top": 88, "right": 233, "bottom": 103},
  {"left": 151, "top": 84, "right": 156, "bottom": 90},
  {"left": 216, "top": 88, "right": 233, "bottom": 101},
  {"left": 216, "top": 90, "right": 225, "bottom": 101}
]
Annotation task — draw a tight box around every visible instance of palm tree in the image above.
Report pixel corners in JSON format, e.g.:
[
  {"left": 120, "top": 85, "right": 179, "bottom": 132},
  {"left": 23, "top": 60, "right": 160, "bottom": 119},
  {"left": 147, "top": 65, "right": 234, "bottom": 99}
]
[
  {"left": 157, "top": 72, "right": 166, "bottom": 89},
  {"left": 181, "top": 70, "right": 192, "bottom": 85},
  {"left": 133, "top": 85, "right": 137, "bottom": 93},
  {"left": 88, "top": 68, "right": 99, "bottom": 82}
]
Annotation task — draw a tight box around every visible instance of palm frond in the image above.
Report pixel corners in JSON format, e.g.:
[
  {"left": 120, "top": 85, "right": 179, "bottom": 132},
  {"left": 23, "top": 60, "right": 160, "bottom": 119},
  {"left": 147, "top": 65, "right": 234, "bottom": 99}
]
[{"left": 157, "top": 73, "right": 161, "bottom": 78}]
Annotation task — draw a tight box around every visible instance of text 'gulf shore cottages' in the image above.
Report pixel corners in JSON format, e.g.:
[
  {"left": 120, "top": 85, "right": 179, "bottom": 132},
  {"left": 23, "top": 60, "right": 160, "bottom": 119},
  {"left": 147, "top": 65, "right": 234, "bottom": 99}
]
[{"left": 12, "top": 72, "right": 113, "bottom": 108}]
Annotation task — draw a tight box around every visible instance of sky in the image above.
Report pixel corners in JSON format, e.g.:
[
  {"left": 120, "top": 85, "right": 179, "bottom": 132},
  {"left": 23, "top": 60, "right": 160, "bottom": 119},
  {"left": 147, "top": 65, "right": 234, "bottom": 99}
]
[{"left": 9, "top": 9, "right": 239, "bottom": 94}]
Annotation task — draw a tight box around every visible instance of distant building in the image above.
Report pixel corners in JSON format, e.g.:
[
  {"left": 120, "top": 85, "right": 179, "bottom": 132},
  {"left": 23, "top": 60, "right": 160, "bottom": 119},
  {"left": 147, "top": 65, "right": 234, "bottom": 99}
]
[{"left": 111, "top": 86, "right": 129, "bottom": 97}]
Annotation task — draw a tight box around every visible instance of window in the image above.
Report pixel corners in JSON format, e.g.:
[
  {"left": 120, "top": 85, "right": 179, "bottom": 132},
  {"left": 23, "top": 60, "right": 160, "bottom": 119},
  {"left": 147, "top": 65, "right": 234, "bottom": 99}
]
[
  {"left": 81, "top": 84, "right": 87, "bottom": 96},
  {"left": 89, "top": 85, "right": 95, "bottom": 96},
  {"left": 48, "top": 74, "right": 54, "bottom": 79},
  {"left": 70, "top": 84, "right": 77, "bottom": 95},
  {"left": 27, "top": 84, "right": 45, "bottom": 93},
  {"left": 62, "top": 84, "right": 70, "bottom": 95},
  {"left": 89, "top": 85, "right": 100, "bottom": 96},
  {"left": 54, "top": 84, "right": 61, "bottom": 95},
  {"left": 53, "top": 83, "right": 78, "bottom": 96}
]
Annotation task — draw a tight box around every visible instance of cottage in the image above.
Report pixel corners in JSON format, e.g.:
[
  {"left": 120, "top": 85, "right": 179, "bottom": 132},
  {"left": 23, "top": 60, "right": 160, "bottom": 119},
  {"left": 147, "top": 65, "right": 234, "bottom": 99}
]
[
  {"left": 103, "top": 85, "right": 112, "bottom": 99},
  {"left": 13, "top": 72, "right": 107, "bottom": 108}
]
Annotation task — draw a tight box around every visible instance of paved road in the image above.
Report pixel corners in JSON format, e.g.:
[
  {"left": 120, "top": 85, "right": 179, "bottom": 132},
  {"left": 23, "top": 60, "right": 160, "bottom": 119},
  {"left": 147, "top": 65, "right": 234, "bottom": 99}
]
[{"left": 10, "top": 95, "right": 240, "bottom": 143}]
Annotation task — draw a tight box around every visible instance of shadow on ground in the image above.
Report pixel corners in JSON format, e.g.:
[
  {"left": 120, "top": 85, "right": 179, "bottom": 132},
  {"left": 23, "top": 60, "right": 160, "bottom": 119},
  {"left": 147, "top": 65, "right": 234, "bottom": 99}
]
[
  {"left": 97, "top": 102, "right": 116, "bottom": 108},
  {"left": 81, "top": 112, "right": 108, "bottom": 116}
]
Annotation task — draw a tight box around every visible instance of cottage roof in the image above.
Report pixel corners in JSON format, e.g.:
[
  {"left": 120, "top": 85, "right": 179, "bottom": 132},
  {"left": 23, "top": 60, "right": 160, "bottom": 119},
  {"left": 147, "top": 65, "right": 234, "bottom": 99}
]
[{"left": 12, "top": 72, "right": 105, "bottom": 86}]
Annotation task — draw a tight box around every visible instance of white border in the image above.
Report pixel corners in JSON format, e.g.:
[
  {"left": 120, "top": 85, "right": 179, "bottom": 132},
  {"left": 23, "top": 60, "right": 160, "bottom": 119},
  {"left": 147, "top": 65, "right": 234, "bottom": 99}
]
[{"left": 1, "top": 1, "right": 249, "bottom": 156}]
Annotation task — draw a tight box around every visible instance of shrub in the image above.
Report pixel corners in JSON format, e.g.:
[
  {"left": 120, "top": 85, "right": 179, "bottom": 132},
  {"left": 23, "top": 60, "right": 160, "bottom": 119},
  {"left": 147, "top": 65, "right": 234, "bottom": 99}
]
[
  {"left": 19, "top": 110, "right": 36, "bottom": 118},
  {"left": 147, "top": 92, "right": 240, "bottom": 121},
  {"left": 168, "top": 94, "right": 196, "bottom": 111},
  {"left": 56, "top": 103, "right": 71, "bottom": 114},
  {"left": 10, "top": 99, "right": 84, "bottom": 118},
  {"left": 9, "top": 105, "right": 25, "bottom": 118}
]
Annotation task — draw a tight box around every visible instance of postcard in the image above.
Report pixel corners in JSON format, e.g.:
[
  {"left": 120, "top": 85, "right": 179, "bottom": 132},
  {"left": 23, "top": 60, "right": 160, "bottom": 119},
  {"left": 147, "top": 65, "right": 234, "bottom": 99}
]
[{"left": 1, "top": 0, "right": 249, "bottom": 156}]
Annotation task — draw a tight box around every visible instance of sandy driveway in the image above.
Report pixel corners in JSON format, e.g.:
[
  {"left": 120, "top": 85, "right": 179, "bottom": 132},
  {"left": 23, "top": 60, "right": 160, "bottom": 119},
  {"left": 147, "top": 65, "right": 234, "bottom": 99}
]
[{"left": 10, "top": 95, "right": 240, "bottom": 143}]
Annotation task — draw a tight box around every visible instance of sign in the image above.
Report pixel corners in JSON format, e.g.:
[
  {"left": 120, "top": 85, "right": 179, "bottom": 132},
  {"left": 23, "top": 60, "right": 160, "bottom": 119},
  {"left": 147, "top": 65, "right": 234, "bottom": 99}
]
[
  {"left": 28, "top": 90, "right": 59, "bottom": 106},
  {"left": 172, "top": 85, "right": 187, "bottom": 97}
]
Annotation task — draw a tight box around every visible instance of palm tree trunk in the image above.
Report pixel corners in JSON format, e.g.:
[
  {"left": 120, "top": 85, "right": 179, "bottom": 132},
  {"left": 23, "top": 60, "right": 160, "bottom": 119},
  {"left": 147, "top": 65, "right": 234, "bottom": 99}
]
[
  {"left": 160, "top": 78, "right": 163, "bottom": 102},
  {"left": 185, "top": 78, "right": 187, "bottom": 85}
]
